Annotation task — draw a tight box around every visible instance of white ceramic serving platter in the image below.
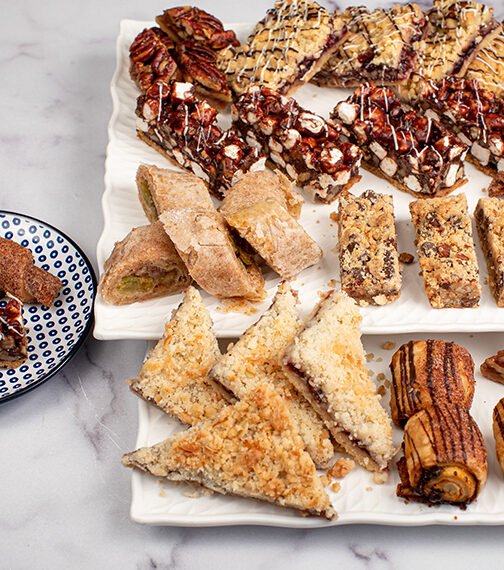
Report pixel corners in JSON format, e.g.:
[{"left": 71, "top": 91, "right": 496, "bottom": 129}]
[
  {"left": 129, "top": 332, "right": 504, "bottom": 527},
  {"left": 94, "top": 20, "right": 504, "bottom": 340}
]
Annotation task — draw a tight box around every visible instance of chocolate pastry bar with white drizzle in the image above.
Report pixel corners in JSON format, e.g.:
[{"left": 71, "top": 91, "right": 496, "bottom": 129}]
[
  {"left": 409, "top": 194, "right": 481, "bottom": 308},
  {"left": 396, "top": 0, "right": 500, "bottom": 103},
  {"left": 217, "top": 0, "right": 348, "bottom": 96},
  {"left": 0, "top": 295, "right": 28, "bottom": 369},
  {"left": 136, "top": 81, "right": 266, "bottom": 198},
  {"left": 465, "top": 23, "right": 504, "bottom": 99},
  {"left": 421, "top": 76, "right": 504, "bottom": 175},
  {"left": 232, "top": 85, "right": 361, "bottom": 203},
  {"left": 312, "top": 4, "right": 427, "bottom": 88},
  {"left": 331, "top": 83, "right": 468, "bottom": 198}
]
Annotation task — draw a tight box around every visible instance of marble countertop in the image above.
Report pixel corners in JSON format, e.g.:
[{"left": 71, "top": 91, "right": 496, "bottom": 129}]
[{"left": 2, "top": 1, "right": 504, "bottom": 568}]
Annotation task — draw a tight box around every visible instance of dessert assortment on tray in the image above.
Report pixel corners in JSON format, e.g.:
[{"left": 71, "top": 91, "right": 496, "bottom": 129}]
[{"left": 97, "top": 0, "right": 504, "bottom": 525}]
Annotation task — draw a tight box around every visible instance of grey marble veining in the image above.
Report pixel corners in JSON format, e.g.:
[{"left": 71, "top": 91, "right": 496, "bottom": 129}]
[{"left": 2, "top": 0, "right": 504, "bottom": 568}]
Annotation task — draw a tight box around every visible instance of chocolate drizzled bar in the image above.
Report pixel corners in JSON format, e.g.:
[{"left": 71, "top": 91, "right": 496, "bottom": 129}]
[
  {"left": 338, "top": 190, "right": 401, "bottom": 305},
  {"left": 136, "top": 82, "right": 265, "bottom": 198},
  {"left": 465, "top": 24, "right": 504, "bottom": 98},
  {"left": 395, "top": 0, "right": 500, "bottom": 103},
  {"left": 218, "top": 0, "right": 347, "bottom": 96},
  {"left": 421, "top": 76, "right": 504, "bottom": 175},
  {"left": 474, "top": 197, "right": 504, "bottom": 307},
  {"left": 0, "top": 295, "right": 27, "bottom": 369},
  {"left": 409, "top": 194, "right": 481, "bottom": 308},
  {"left": 482, "top": 351, "right": 504, "bottom": 385},
  {"left": 312, "top": 4, "right": 427, "bottom": 88},
  {"left": 331, "top": 83, "right": 468, "bottom": 198},
  {"left": 232, "top": 85, "right": 361, "bottom": 203}
]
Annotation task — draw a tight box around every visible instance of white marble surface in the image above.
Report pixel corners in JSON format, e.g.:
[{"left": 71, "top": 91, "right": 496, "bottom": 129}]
[{"left": 2, "top": 1, "right": 504, "bottom": 568}]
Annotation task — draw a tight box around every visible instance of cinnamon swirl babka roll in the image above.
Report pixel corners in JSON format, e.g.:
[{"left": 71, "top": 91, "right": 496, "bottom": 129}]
[
  {"left": 493, "top": 398, "right": 504, "bottom": 475},
  {"left": 397, "top": 404, "right": 487, "bottom": 507},
  {"left": 390, "top": 340, "right": 475, "bottom": 427}
]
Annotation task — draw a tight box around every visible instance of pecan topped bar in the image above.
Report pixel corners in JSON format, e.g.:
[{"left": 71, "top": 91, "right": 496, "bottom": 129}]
[
  {"left": 421, "top": 76, "right": 504, "bottom": 175},
  {"left": 136, "top": 81, "right": 265, "bottom": 198},
  {"left": 312, "top": 4, "right": 427, "bottom": 88},
  {"left": 218, "top": 0, "right": 347, "bottom": 96},
  {"left": 0, "top": 295, "right": 28, "bottom": 369},
  {"left": 232, "top": 85, "right": 361, "bottom": 203},
  {"left": 156, "top": 6, "right": 240, "bottom": 50},
  {"left": 396, "top": 0, "right": 500, "bottom": 102},
  {"left": 331, "top": 83, "right": 468, "bottom": 198},
  {"left": 410, "top": 194, "right": 481, "bottom": 308},
  {"left": 465, "top": 24, "right": 504, "bottom": 98},
  {"left": 338, "top": 190, "right": 401, "bottom": 306}
]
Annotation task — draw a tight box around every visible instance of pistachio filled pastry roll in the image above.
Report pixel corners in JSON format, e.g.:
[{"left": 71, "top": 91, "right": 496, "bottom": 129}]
[
  {"left": 397, "top": 404, "right": 487, "bottom": 507},
  {"left": 136, "top": 164, "right": 214, "bottom": 222},
  {"left": 493, "top": 398, "right": 504, "bottom": 475},
  {"left": 100, "top": 221, "right": 191, "bottom": 305},
  {"left": 390, "top": 340, "right": 475, "bottom": 427}
]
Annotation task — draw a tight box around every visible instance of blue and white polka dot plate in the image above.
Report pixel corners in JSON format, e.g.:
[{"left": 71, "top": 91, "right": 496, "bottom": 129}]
[{"left": 0, "top": 212, "right": 96, "bottom": 403}]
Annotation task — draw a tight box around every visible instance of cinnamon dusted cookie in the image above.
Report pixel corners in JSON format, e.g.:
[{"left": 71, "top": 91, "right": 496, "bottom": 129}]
[
  {"left": 313, "top": 4, "right": 427, "bottom": 88},
  {"left": 218, "top": 0, "right": 347, "bottom": 96}
]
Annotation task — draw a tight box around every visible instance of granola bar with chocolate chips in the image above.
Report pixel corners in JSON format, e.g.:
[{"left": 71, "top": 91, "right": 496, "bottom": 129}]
[
  {"left": 312, "top": 4, "right": 427, "bottom": 88},
  {"left": 232, "top": 85, "right": 361, "bottom": 203},
  {"left": 465, "top": 23, "right": 504, "bottom": 98},
  {"left": 421, "top": 76, "right": 504, "bottom": 175},
  {"left": 136, "top": 81, "right": 265, "bottom": 198},
  {"left": 338, "top": 190, "right": 401, "bottom": 306},
  {"left": 474, "top": 197, "right": 504, "bottom": 306},
  {"left": 396, "top": 0, "right": 500, "bottom": 103},
  {"left": 331, "top": 83, "right": 468, "bottom": 198},
  {"left": 218, "top": 0, "right": 347, "bottom": 96},
  {"left": 0, "top": 295, "right": 27, "bottom": 369},
  {"left": 156, "top": 6, "right": 240, "bottom": 50},
  {"left": 410, "top": 194, "right": 481, "bottom": 308}
]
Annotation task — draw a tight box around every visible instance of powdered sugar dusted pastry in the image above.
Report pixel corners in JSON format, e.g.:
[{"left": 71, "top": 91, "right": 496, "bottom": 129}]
[
  {"left": 283, "top": 290, "right": 394, "bottom": 472},
  {"left": 128, "top": 286, "right": 228, "bottom": 425},
  {"left": 100, "top": 221, "right": 191, "bottom": 305},
  {"left": 313, "top": 4, "right": 427, "bottom": 87},
  {"left": 122, "top": 383, "right": 336, "bottom": 520},
  {"left": 218, "top": 0, "right": 347, "bottom": 96}
]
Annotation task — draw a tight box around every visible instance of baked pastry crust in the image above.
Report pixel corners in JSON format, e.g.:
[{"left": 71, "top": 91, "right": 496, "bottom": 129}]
[
  {"left": 313, "top": 4, "right": 427, "bottom": 88},
  {"left": 389, "top": 340, "right": 475, "bottom": 427},
  {"left": 465, "top": 23, "right": 504, "bottom": 98},
  {"left": 209, "top": 282, "right": 334, "bottom": 468},
  {"left": 397, "top": 403, "right": 487, "bottom": 507},
  {"left": 493, "top": 397, "right": 504, "bottom": 474},
  {"left": 99, "top": 221, "right": 191, "bottom": 305},
  {"left": 480, "top": 350, "right": 504, "bottom": 385},
  {"left": 122, "top": 382, "right": 336, "bottom": 520},
  {"left": 0, "top": 295, "right": 28, "bottom": 369},
  {"left": 128, "top": 286, "right": 228, "bottom": 424}
]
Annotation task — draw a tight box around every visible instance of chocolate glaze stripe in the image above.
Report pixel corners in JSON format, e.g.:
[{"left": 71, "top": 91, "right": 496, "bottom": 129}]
[
  {"left": 494, "top": 400, "right": 504, "bottom": 437},
  {"left": 425, "top": 339, "right": 435, "bottom": 404},
  {"left": 445, "top": 342, "right": 455, "bottom": 400},
  {"left": 407, "top": 341, "right": 419, "bottom": 411}
]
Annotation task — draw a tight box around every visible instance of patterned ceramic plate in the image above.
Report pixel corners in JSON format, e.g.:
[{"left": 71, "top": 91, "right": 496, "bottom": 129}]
[{"left": 0, "top": 211, "right": 96, "bottom": 403}]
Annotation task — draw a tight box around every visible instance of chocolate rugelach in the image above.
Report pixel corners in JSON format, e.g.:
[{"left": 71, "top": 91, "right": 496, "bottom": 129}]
[
  {"left": 331, "top": 83, "right": 468, "bottom": 198},
  {"left": 232, "top": 85, "right": 362, "bottom": 203}
]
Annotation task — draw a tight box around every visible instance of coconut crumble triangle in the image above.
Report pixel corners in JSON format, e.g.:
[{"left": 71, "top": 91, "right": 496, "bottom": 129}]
[{"left": 122, "top": 383, "right": 336, "bottom": 520}]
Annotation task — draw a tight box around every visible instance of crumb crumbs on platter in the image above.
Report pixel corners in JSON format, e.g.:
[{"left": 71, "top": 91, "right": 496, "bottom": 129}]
[
  {"left": 382, "top": 341, "right": 396, "bottom": 350},
  {"left": 399, "top": 252, "right": 415, "bottom": 264},
  {"left": 377, "top": 385, "right": 386, "bottom": 397},
  {"left": 373, "top": 472, "right": 389, "bottom": 485},
  {"left": 377, "top": 372, "right": 386, "bottom": 381},
  {"left": 327, "top": 458, "right": 355, "bottom": 479},
  {"left": 376, "top": 357, "right": 383, "bottom": 363},
  {"left": 331, "top": 482, "right": 341, "bottom": 493},
  {"left": 366, "top": 352, "right": 374, "bottom": 361},
  {"left": 216, "top": 299, "right": 259, "bottom": 315},
  {"left": 366, "top": 487, "right": 373, "bottom": 492},
  {"left": 329, "top": 211, "right": 339, "bottom": 222}
]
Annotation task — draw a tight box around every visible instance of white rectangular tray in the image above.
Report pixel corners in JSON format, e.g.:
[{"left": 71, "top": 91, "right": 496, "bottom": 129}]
[
  {"left": 129, "top": 332, "right": 504, "bottom": 527},
  {"left": 94, "top": 20, "right": 504, "bottom": 340}
]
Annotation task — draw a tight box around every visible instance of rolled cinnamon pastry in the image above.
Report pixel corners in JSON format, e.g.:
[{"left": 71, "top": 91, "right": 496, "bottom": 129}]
[
  {"left": 390, "top": 340, "right": 475, "bottom": 427},
  {"left": 100, "top": 221, "right": 191, "bottom": 305},
  {"left": 0, "top": 237, "right": 62, "bottom": 306},
  {"left": 136, "top": 164, "right": 214, "bottom": 223},
  {"left": 397, "top": 404, "right": 487, "bottom": 507},
  {"left": 493, "top": 398, "right": 504, "bottom": 475}
]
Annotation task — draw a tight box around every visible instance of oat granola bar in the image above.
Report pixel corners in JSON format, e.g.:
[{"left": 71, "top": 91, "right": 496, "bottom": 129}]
[
  {"left": 331, "top": 83, "right": 468, "bottom": 198},
  {"left": 396, "top": 0, "right": 500, "bottom": 103},
  {"left": 218, "top": 0, "right": 347, "bottom": 96},
  {"left": 465, "top": 23, "right": 504, "bottom": 98},
  {"left": 136, "top": 81, "right": 265, "bottom": 198},
  {"left": 312, "top": 4, "right": 427, "bottom": 88},
  {"left": 232, "top": 85, "right": 361, "bottom": 203},
  {"left": 474, "top": 197, "right": 504, "bottom": 306},
  {"left": 409, "top": 194, "right": 481, "bottom": 308},
  {"left": 338, "top": 190, "right": 401, "bottom": 306}
]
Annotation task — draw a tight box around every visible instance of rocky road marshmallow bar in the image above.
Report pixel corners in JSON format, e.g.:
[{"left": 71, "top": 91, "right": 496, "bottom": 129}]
[
  {"left": 232, "top": 85, "right": 361, "bottom": 203},
  {"left": 421, "top": 76, "right": 504, "bottom": 175},
  {"left": 331, "top": 83, "right": 468, "bottom": 198},
  {"left": 136, "top": 82, "right": 265, "bottom": 198}
]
